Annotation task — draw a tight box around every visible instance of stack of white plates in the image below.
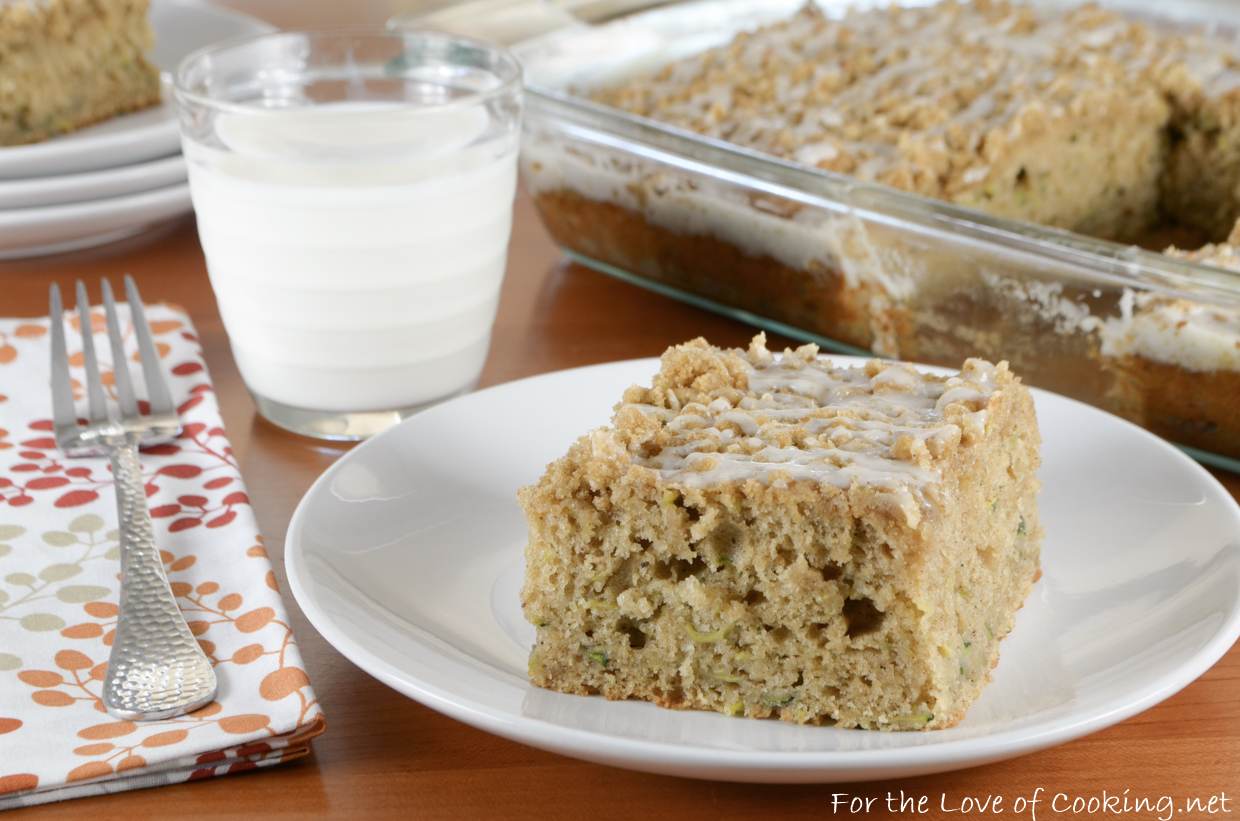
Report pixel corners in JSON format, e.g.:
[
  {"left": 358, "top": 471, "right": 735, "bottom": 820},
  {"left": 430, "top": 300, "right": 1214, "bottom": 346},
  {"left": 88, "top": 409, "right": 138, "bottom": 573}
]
[{"left": 0, "top": 0, "right": 272, "bottom": 259}]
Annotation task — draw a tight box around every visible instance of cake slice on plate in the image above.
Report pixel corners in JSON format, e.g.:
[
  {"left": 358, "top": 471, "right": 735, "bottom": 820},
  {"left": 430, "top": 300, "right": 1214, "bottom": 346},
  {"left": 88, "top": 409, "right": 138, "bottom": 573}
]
[
  {"left": 0, "top": 0, "right": 161, "bottom": 146},
  {"left": 520, "top": 335, "right": 1041, "bottom": 730}
]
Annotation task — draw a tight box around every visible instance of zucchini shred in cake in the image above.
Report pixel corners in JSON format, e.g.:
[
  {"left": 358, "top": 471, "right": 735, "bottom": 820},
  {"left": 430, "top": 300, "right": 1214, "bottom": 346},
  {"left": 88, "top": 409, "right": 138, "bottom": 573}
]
[
  {"left": 0, "top": 0, "right": 160, "bottom": 146},
  {"left": 520, "top": 337, "right": 1041, "bottom": 730}
]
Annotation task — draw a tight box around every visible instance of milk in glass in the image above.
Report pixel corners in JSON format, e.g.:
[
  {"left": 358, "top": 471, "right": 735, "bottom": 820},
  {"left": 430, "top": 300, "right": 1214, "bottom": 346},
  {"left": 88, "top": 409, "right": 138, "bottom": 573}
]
[{"left": 175, "top": 32, "right": 522, "bottom": 438}]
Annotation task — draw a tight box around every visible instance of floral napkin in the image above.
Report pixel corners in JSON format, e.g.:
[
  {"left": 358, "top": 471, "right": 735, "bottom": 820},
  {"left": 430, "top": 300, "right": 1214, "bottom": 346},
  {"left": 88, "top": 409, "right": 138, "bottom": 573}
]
[{"left": 0, "top": 304, "right": 325, "bottom": 809}]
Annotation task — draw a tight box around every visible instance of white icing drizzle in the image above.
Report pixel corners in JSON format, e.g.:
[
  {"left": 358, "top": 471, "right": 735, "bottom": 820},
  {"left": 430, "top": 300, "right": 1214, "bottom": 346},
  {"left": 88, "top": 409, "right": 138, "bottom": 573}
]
[{"left": 625, "top": 340, "right": 1002, "bottom": 524}]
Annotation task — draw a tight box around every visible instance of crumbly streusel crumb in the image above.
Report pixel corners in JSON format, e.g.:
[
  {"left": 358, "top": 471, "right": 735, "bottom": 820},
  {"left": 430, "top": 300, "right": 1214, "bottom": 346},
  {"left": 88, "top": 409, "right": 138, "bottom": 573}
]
[{"left": 594, "top": 2, "right": 1164, "bottom": 201}]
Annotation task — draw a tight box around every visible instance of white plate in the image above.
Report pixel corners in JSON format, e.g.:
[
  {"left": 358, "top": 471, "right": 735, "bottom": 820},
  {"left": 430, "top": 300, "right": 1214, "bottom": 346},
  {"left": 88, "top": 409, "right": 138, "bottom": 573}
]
[
  {"left": 0, "top": 183, "right": 191, "bottom": 259},
  {"left": 0, "top": 155, "right": 186, "bottom": 210},
  {"left": 286, "top": 357, "right": 1240, "bottom": 783},
  {"left": 0, "top": 0, "right": 272, "bottom": 180}
]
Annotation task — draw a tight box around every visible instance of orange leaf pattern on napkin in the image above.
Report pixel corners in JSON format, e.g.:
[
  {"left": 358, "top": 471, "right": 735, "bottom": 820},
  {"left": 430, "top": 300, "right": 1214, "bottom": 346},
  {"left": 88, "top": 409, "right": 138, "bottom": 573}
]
[{"left": 0, "top": 305, "right": 324, "bottom": 809}]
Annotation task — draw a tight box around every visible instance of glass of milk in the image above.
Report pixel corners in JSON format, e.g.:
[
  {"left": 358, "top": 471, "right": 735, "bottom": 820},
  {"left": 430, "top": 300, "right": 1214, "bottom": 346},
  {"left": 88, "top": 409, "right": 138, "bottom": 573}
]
[{"left": 174, "top": 31, "right": 522, "bottom": 439}]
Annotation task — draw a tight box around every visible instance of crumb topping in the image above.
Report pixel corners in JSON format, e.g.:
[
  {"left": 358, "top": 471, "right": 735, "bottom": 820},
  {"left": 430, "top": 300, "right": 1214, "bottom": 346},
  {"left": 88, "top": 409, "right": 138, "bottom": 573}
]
[
  {"left": 614, "top": 335, "right": 1008, "bottom": 520},
  {"left": 592, "top": 1, "right": 1176, "bottom": 199}
]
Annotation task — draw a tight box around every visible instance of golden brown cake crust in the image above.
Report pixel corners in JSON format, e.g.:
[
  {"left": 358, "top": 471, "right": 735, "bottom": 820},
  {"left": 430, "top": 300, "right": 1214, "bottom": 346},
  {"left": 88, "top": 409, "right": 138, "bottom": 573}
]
[
  {"left": 533, "top": 189, "right": 875, "bottom": 350},
  {"left": 520, "top": 336, "right": 1042, "bottom": 730},
  {"left": 1106, "top": 357, "right": 1240, "bottom": 454}
]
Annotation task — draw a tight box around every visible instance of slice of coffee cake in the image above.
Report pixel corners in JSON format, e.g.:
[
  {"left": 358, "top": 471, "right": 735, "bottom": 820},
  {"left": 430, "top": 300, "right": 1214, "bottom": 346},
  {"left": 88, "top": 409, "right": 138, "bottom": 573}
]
[
  {"left": 520, "top": 336, "right": 1041, "bottom": 730},
  {"left": 0, "top": 0, "right": 161, "bottom": 146}
]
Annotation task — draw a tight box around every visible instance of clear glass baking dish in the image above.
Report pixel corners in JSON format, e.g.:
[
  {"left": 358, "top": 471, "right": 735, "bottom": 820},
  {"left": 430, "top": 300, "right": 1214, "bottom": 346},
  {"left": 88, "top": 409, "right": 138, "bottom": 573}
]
[{"left": 509, "top": 0, "right": 1240, "bottom": 471}]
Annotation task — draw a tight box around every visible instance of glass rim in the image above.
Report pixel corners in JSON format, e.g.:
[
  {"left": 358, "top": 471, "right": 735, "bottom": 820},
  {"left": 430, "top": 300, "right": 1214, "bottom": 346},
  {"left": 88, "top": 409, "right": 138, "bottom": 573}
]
[{"left": 173, "top": 26, "right": 523, "bottom": 116}]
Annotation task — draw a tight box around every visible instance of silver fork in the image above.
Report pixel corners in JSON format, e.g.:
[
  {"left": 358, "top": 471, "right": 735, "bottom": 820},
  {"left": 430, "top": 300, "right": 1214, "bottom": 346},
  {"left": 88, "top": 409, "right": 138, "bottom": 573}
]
[{"left": 50, "top": 276, "right": 217, "bottom": 721}]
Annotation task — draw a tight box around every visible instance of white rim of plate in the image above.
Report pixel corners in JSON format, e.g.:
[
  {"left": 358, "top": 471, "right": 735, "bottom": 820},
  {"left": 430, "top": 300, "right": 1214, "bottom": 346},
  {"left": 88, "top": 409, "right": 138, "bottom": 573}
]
[
  {"left": 0, "top": 183, "right": 190, "bottom": 229},
  {"left": 0, "top": 182, "right": 190, "bottom": 258},
  {"left": 0, "top": 155, "right": 187, "bottom": 210}
]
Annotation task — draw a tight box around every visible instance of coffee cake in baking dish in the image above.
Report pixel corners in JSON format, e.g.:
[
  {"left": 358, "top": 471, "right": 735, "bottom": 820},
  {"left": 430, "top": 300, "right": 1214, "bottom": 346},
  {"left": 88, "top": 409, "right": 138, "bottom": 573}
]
[
  {"left": 593, "top": 1, "right": 1240, "bottom": 243},
  {"left": 0, "top": 0, "right": 161, "bottom": 146},
  {"left": 526, "top": 0, "right": 1240, "bottom": 463},
  {"left": 520, "top": 336, "right": 1041, "bottom": 730},
  {"left": 594, "top": 1, "right": 1170, "bottom": 241}
]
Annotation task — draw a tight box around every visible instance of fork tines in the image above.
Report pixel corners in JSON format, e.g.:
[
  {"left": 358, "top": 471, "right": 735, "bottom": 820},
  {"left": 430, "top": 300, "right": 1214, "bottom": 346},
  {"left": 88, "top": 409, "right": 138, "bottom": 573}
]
[{"left": 49, "top": 277, "right": 178, "bottom": 448}]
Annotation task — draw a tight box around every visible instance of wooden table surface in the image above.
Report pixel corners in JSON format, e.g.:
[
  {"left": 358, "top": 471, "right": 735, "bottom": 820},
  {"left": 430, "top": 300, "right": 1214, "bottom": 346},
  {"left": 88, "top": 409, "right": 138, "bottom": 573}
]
[{"left": 4, "top": 3, "right": 1240, "bottom": 818}]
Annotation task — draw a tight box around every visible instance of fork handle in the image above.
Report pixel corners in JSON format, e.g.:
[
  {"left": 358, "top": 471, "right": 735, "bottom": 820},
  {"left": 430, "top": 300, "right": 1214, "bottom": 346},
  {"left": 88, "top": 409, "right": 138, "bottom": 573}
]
[{"left": 102, "top": 438, "right": 218, "bottom": 720}]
